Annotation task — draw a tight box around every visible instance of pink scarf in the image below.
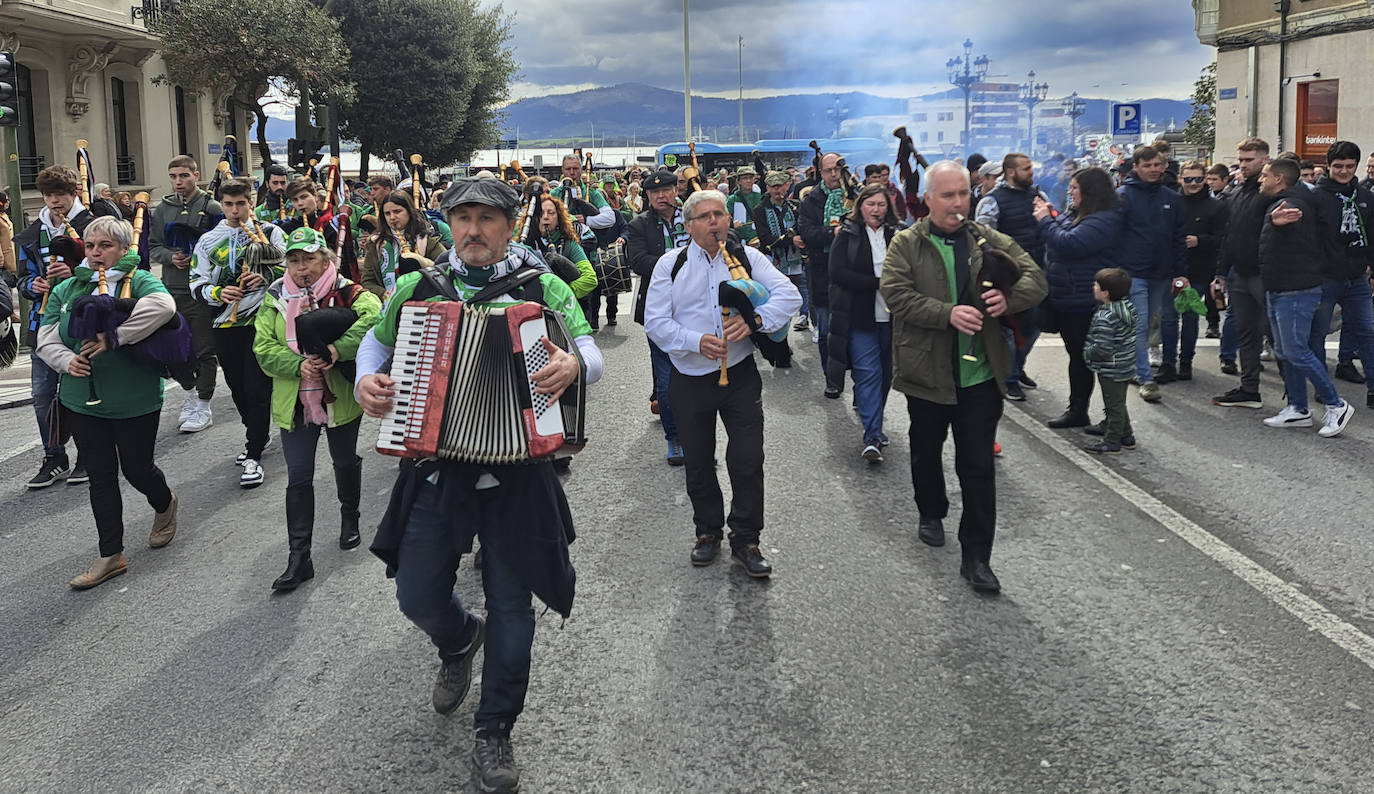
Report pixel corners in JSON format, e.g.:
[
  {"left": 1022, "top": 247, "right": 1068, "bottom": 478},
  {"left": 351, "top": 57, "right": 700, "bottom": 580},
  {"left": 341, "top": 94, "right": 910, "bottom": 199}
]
[{"left": 282, "top": 263, "right": 339, "bottom": 426}]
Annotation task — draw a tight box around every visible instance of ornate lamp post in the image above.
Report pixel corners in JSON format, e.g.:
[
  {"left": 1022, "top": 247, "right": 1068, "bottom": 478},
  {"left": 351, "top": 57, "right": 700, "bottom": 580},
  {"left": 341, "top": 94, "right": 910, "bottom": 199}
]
[
  {"left": 1018, "top": 70, "right": 1049, "bottom": 155},
  {"left": 1062, "top": 90, "right": 1087, "bottom": 153},
  {"left": 947, "top": 39, "right": 989, "bottom": 154}
]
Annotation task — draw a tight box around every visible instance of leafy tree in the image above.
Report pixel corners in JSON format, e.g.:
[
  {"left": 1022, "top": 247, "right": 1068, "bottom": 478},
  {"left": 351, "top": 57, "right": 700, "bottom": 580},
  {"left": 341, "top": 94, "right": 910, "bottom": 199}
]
[
  {"left": 152, "top": 0, "right": 355, "bottom": 169},
  {"left": 332, "top": 0, "right": 516, "bottom": 169},
  {"left": 1184, "top": 62, "right": 1216, "bottom": 152}
]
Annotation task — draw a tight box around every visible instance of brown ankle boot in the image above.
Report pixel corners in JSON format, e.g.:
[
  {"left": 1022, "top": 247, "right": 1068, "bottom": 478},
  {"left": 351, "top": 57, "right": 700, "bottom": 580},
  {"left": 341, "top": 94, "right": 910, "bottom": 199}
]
[
  {"left": 71, "top": 553, "right": 128, "bottom": 590},
  {"left": 150, "top": 493, "right": 178, "bottom": 548}
]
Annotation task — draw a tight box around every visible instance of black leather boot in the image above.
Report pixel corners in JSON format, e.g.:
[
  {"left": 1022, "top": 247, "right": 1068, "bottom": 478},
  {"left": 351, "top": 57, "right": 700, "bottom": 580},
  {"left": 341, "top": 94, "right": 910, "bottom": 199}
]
[
  {"left": 335, "top": 457, "right": 362, "bottom": 550},
  {"left": 272, "top": 484, "right": 315, "bottom": 591},
  {"left": 1047, "top": 405, "right": 1090, "bottom": 429}
]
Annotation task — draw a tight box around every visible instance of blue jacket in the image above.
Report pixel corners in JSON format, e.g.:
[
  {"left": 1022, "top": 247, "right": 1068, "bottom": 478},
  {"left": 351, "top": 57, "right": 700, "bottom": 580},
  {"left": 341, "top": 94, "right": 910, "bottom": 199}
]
[
  {"left": 1114, "top": 175, "right": 1186, "bottom": 280},
  {"left": 1040, "top": 209, "right": 1123, "bottom": 313}
]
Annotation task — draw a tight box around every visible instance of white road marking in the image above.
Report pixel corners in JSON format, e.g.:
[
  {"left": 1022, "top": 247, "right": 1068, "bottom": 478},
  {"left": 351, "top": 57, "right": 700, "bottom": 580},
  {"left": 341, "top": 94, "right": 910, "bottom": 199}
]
[
  {"left": 0, "top": 439, "right": 41, "bottom": 468},
  {"left": 1003, "top": 406, "right": 1374, "bottom": 672}
]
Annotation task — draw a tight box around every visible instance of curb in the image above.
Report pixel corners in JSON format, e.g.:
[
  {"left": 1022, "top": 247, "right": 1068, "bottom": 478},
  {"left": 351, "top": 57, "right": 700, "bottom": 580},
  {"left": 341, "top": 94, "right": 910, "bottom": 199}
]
[{"left": 0, "top": 397, "right": 34, "bottom": 410}]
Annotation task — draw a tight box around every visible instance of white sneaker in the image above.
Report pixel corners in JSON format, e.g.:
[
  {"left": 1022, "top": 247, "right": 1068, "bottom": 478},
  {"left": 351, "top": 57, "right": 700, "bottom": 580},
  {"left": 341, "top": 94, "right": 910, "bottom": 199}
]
[
  {"left": 1260, "top": 343, "right": 1275, "bottom": 362},
  {"left": 1318, "top": 400, "right": 1354, "bottom": 438},
  {"left": 1148, "top": 345, "right": 1163, "bottom": 367},
  {"left": 180, "top": 404, "right": 213, "bottom": 433},
  {"left": 240, "top": 458, "right": 265, "bottom": 488},
  {"left": 1263, "top": 406, "right": 1313, "bottom": 428},
  {"left": 235, "top": 437, "right": 272, "bottom": 465},
  {"left": 178, "top": 392, "right": 197, "bottom": 427}
]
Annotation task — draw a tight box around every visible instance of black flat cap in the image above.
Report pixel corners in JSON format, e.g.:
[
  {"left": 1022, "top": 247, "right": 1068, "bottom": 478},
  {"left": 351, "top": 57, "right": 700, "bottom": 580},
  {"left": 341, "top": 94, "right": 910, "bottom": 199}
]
[
  {"left": 439, "top": 178, "right": 521, "bottom": 214},
  {"left": 642, "top": 169, "right": 678, "bottom": 192}
]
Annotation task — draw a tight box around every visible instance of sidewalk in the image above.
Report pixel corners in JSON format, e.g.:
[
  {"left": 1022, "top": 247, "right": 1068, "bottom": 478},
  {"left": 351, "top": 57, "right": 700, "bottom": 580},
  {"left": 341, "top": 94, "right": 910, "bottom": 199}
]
[{"left": 0, "top": 351, "right": 33, "bottom": 409}]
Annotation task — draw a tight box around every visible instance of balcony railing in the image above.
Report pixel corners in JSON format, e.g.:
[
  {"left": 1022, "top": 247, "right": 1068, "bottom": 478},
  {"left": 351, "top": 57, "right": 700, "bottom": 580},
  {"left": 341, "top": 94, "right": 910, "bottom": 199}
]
[
  {"left": 116, "top": 155, "right": 138, "bottom": 184},
  {"left": 131, "top": 0, "right": 179, "bottom": 26},
  {"left": 19, "top": 155, "right": 46, "bottom": 190}
]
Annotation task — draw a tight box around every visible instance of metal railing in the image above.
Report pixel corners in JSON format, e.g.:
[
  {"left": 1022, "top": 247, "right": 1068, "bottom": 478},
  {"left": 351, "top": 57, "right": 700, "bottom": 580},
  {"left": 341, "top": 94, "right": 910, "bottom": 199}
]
[
  {"left": 131, "top": 0, "right": 179, "bottom": 27},
  {"left": 18, "top": 155, "right": 46, "bottom": 190},
  {"left": 116, "top": 155, "right": 137, "bottom": 184}
]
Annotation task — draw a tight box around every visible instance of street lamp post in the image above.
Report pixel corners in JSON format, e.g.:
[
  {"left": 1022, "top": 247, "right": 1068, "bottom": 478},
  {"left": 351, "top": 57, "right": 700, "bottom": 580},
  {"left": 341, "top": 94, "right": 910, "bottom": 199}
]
[
  {"left": 683, "top": 0, "right": 691, "bottom": 141},
  {"left": 1018, "top": 70, "right": 1049, "bottom": 156},
  {"left": 947, "top": 39, "right": 989, "bottom": 156},
  {"left": 738, "top": 36, "right": 745, "bottom": 143},
  {"left": 1062, "top": 90, "right": 1087, "bottom": 154}
]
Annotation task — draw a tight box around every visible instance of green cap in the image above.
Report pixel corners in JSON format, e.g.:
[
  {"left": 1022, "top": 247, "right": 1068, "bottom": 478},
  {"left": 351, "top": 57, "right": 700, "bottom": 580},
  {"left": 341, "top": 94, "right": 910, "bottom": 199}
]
[
  {"left": 285, "top": 226, "right": 326, "bottom": 254},
  {"left": 765, "top": 170, "right": 790, "bottom": 186}
]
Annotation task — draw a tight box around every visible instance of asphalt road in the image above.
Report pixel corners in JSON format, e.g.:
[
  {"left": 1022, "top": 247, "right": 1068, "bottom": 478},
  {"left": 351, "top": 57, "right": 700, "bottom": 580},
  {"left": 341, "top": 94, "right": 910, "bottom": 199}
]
[{"left": 2, "top": 320, "right": 1374, "bottom": 793}]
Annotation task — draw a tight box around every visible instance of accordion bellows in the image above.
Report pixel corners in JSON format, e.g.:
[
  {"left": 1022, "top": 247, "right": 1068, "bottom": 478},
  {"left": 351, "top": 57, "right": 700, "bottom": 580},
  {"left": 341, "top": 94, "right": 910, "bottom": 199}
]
[{"left": 377, "top": 300, "right": 587, "bottom": 464}]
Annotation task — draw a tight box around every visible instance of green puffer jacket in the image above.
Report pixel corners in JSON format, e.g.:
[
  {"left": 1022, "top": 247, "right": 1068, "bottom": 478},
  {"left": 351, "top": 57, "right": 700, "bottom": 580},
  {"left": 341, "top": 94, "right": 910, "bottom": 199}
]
[
  {"left": 1083, "top": 298, "right": 1138, "bottom": 382},
  {"left": 252, "top": 273, "right": 382, "bottom": 430},
  {"left": 879, "top": 218, "right": 1048, "bottom": 405}
]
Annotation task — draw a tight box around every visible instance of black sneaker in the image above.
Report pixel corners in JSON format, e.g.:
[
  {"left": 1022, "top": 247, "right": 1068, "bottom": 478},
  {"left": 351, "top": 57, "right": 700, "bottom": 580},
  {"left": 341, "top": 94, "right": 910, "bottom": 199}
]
[
  {"left": 67, "top": 462, "right": 89, "bottom": 485},
  {"left": 1085, "top": 440, "right": 1122, "bottom": 454},
  {"left": 1004, "top": 382, "right": 1026, "bottom": 402},
  {"left": 1220, "top": 359, "right": 1239, "bottom": 376},
  {"left": 1335, "top": 363, "right": 1364, "bottom": 384},
  {"left": 27, "top": 455, "right": 71, "bottom": 490},
  {"left": 1018, "top": 373, "right": 1037, "bottom": 389},
  {"left": 1084, "top": 420, "right": 1107, "bottom": 437},
  {"left": 1212, "top": 388, "right": 1262, "bottom": 409},
  {"left": 823, "top": 385, "right": 841, "bottom": 399},
  {"left": 1155, "top": 363, "right": 1178, "bottom": 384},
  {"left": 1120, "top": 435, "right": 1137, "bottom": 450},
  {"left": 433, "top": 617, "right": 485, "bottom": 715},
  {"left": 472, "top": 733, "right": 520, "bottom": 793},
  {"left": 731, "top": 544, "right": 772, "bottom": 578},
  {"left": 1177, "top": 361, "right": 1192, "bottom": 381}
]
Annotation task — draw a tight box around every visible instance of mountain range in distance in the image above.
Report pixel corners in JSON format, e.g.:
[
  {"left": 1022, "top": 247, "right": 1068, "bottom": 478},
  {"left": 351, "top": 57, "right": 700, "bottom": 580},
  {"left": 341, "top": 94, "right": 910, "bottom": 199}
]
[
  {"left": 251, "top": 82, "right": 1194, "bottom": 148},
  {"left": 498, "top": 82, "right": 1195, "bottom": 145}
]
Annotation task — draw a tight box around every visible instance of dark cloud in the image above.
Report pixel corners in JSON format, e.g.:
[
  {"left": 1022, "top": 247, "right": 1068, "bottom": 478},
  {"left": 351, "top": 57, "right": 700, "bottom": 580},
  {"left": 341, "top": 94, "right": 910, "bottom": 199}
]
[{"left": 504, "top": 0, "right": 1212, "bottom": 99}]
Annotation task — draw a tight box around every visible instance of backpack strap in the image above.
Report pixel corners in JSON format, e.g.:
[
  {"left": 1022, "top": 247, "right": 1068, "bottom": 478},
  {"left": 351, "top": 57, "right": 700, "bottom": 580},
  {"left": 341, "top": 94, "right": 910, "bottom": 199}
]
[
  {"left": 670, "top": 236, "right": 753, "bottom": 283},
  {"left": 469, "top": 265, "right": 545, "bottom": 304}
]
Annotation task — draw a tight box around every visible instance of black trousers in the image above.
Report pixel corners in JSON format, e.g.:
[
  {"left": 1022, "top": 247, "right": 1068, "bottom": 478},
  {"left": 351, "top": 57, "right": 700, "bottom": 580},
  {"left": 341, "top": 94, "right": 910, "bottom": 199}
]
[
  {"left": 1057, "top": 309, "right": 1096, "bottom": 413},
  {"left": 71, "top": 410, "right": 173, "bottom": 557},
  {"left": 579, "top": 287, "right": 618, "bottom": 326},
  {"left": 906, "top": 379, "right": 1003, "bottom": 563},
  {"left": 214, "top": 324, "right": 271, "bottom": 459},
  {"left": 173, "top": 291, "right": 218, "bottom": 399},
  {"left": 669, "top": 356, "right": 765, "bottom": 549}
]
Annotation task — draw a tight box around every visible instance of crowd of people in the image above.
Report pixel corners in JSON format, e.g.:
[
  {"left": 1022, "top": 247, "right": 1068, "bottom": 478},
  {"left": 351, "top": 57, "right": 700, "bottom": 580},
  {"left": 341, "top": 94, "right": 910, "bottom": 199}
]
[{"left": 4, "top": 129, "right": 1373, "bottom": 791}]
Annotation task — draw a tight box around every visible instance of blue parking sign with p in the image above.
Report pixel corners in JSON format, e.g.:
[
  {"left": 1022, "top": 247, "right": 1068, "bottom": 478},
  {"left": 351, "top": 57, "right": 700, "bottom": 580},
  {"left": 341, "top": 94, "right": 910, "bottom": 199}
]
[{"left": 1112, "top": 103, "right": 1142, "bottom": 136}]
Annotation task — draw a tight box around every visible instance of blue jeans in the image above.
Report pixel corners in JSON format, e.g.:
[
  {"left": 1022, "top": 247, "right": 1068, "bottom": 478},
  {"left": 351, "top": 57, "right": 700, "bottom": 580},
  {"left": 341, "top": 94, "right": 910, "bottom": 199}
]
[
  {"left": 789, "top": 274, "right": 809, "bottom": 319},
  {"left": 850, "top": 323, "right": 893, "bottom": 444},
  {"left": 1001, "top": 311, "right": 1041, "bottom": 384},
  {"left": 1320, "top": 277, "right": 1374, "bottom": 388},
  {"left": 1219, "top": 268, "right": 1239, "bottom": 363},
  {"left": 31, "top": 356, "right": 65, "bottom": 457},
  {"left": 649, "top": 339, "right": 677, "bottom": 440},
  {"left": 812, "top": 305, "right": 831, "bottom": 373},
  {"left": 394, "top": 478, "right": 534, "bottom": 733},
  {"left": 1267, "top": 287, "right": 1339, "bottom": 412},
  {"left": 279, "top": 418, "right": 360, "bottom": 488},
  {"left": 1130, "top": 277, "right": 1177, "bottom": 382},
  {"left": 1177, "top": 308, "right": 1201, "bottom": 365}
]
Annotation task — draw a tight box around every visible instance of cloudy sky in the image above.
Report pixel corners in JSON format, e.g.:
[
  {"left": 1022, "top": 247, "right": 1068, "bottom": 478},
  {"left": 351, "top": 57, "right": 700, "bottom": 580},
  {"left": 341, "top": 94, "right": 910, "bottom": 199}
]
[{"left": 500, "top": 0, "right": 1213, "bottom": 101}]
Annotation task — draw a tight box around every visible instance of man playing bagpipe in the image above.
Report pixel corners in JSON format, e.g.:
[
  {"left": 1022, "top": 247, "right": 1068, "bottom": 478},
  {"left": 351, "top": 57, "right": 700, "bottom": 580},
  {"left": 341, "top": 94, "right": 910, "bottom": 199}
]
[
  {"left": 643, "top": 189, "right": 801, "bottom": 578},
  {"left": 353, "top": 178, "right": 603, "bottom": 794},
  {"left": 150, "top": 155, "right": 223, "bottom": 434},
  {"left": 753, "top": 170, "right": 808, "bottom": 332},
  {"left": 255, "top": 163, "right": 293, "bottom": 223},
  {"left": 878, "top": 162, "right": 1047, "bottom": 594},
  {"left": 16, "top": 164, "right": 96, "bottom": 490},
  {"left": 277, "top": 177, "right": 339, "bottom": 252},
  {"left": 34, "top": 216, "right": 181, "bottom": 590},
  {"left": 190, "top": 177, "right": 287, "bottom": 489}
]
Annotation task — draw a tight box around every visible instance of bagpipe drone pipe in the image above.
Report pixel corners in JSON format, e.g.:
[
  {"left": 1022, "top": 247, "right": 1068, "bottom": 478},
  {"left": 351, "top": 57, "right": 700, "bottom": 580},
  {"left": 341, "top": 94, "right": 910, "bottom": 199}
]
[
  {"left": 958, "top": 215, "right": 1025, "bottom": 361},
  {"left": 713, "top": 232, "right": 791, "bottom": 368}
]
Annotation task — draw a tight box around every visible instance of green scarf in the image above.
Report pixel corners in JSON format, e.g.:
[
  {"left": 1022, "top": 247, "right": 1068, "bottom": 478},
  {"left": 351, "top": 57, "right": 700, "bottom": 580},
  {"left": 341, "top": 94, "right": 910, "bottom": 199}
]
[{"left": 823, "top": 184, "right": 847, "bottom": 227}]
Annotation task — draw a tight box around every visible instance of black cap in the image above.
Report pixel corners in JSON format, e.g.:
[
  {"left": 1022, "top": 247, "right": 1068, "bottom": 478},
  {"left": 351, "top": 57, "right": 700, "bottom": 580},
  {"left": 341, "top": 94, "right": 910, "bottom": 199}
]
[
  {"left": 439, "top": 178, "right": 521, "bottom": 214},
  {"left": 642, "top": 169, "right": 678, "bottom": 192}
]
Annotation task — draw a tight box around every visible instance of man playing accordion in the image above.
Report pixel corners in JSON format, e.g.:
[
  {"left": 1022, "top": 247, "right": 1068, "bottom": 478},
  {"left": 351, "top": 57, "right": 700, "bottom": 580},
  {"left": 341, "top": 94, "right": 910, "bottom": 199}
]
[{"left": 354, "top": 178, "right": 603, "bottom": 794}]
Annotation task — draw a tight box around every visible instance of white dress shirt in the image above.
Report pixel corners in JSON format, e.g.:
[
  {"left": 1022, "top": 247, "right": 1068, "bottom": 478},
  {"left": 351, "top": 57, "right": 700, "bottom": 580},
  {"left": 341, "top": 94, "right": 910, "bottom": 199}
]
[
  {"left": 644, "top": 240, "right": 802, "bottom": 376},
  {"left": 866, "top": 225, "right": 890, "bottom": 322}
]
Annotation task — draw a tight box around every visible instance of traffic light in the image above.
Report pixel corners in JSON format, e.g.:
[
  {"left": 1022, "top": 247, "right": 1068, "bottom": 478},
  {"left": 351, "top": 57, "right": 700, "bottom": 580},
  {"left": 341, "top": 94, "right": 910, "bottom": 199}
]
[
  {"left": 287, "top": 137, "right": 325, "bottom": 170},
  {"left": 0, "top": 52, "right": 20, "bottom": 128}
]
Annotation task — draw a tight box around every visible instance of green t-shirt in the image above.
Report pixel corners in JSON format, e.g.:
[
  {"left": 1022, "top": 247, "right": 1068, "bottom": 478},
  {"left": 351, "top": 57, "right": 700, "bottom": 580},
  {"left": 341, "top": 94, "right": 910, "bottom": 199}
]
[
  {"left": 41, "top": 259, "right": 169, "bottom": 419},
  {"left": 373, "top": 258, "right": 593, "bottom": 349},
  {"left": 933, "top": 236, "right": 995, "bottom": 389}
]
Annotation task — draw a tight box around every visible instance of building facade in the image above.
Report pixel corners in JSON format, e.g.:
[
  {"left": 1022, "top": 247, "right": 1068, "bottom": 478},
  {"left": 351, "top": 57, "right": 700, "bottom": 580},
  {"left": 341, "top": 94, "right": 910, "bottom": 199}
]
[
  {"left": 0, "top": 0, "right": 258, "bottom": 215},
  {"left": 1196, "top": 0, "right": 1374, "bottom": 163}
]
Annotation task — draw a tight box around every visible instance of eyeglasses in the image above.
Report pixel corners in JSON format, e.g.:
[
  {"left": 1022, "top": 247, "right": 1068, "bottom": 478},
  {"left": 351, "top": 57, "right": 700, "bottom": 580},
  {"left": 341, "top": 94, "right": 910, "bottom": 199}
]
[{"left": 1182, "top": 177, "right": 1205, "bottom": 184}]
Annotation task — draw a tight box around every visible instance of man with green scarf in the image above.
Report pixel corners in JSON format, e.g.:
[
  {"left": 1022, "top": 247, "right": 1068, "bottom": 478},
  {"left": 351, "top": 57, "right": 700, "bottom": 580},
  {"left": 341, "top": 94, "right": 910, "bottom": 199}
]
[
  {"left": 726, "top": 166, "right": 762, "bottom": 246},
  {"left": 796, "top": 152, "right": 849, "bottom": 397}
]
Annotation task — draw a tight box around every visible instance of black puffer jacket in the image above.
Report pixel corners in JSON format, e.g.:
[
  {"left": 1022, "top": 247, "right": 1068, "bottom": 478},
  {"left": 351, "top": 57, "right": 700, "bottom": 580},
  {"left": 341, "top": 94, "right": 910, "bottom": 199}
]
[
  {"left": 1179, "top": 190, "right": 1226, "bottom": 286},
  {"left": 827, "top": 218, "right": 897, "bottom": 378},
  {"left": 625, "top": 208, "right": 674, "bottom": 325},
  {"left": 796, "top": 184, "right": 837, "bottom": 308},
  {"left": 1314, "top": 176, "right": 1374, "bottom": 281},
  {"left": 1218, "top": 174, "right": 1267, "bottom": 278}
]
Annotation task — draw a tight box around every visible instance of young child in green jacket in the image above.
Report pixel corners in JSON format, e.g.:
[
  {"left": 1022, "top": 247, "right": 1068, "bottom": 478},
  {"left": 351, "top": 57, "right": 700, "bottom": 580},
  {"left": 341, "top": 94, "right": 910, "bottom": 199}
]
[{"left": 1083, "top": 267, "right": 1139, "bottom": 454}]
